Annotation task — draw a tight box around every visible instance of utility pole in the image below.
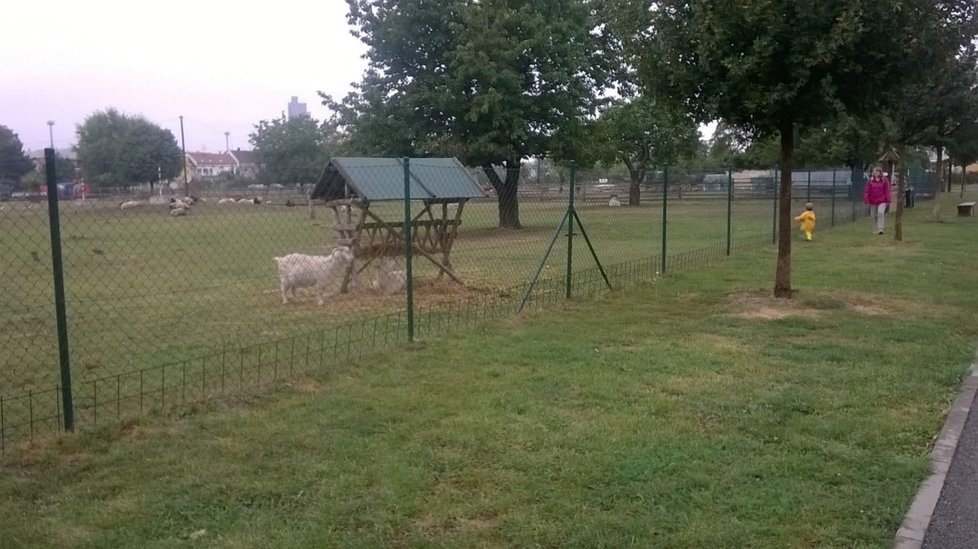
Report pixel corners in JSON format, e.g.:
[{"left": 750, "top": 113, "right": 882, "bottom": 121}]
[
  {"left": 179, "top": 115, "right": 189, "bottom": 196},
  {"left": 47, "top": 120, "right": 55, "bottom": 148}
]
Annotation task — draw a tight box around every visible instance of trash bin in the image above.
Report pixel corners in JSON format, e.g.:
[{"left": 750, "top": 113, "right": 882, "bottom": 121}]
[{"left": 905, "top": 187, "right": 915, "bottom": 208}]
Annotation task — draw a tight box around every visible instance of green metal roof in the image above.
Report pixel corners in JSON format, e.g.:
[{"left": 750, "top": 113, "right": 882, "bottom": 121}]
[{"left": 311, "top": 157, "right": 485, "bottom": 202}]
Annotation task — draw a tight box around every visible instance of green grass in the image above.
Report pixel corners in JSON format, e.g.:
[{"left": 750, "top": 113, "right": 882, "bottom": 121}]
[
  {"left": 1, "top": 194, "right": 976, "bottom": 547},
  {"left": 0, "top": 195, "right": 781, "bottom": 395}
]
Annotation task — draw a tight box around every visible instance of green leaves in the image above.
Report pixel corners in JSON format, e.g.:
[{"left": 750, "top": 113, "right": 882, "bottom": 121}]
[
  {"left": 75, "top": 109, "right": 182, "bottom": 188},
  {"left": 326, "top": 0, "right": 608, "bottom": 166},
  {"left": 0, "top": 125, "right": 35, "bottom": 185},
  {"left": 248, "top": 116, "right": 335, "bottom": 185}
]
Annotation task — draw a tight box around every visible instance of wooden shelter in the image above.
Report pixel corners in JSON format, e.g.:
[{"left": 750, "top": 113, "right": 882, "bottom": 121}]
[{"left": 310, "top": 157, "right": 485, "bottom": 292}]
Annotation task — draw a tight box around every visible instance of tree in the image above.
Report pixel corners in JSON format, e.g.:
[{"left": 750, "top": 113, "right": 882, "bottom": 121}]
[
  {"left": 325, "top": 0, "right": 609, "bottom": 228},
  {"left": 0, "top": 125, "right": 35, "bottom": 185},
  {"left": 54, "top": 155, "right": 77, "bottom": 182},
  {"left": 891, "top": 54, "right": 978, "bottom": 221},
  {"left": 617, "top": 0, "right": 969, "bottom": 297},
  {"left": 594, "top": 96, "right": 699, "bottom": 205},
  {"left": 947, "top": 113, "right": 978, "bottom": 197},
  {"left": 75, "top": 109, "right": 182, "bottom": 188},
  {"left": 249, "top": 115, "right": 335, "bottom": 185}
]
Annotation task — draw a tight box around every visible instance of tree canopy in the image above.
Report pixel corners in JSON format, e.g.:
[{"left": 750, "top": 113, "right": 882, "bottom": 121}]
[
  {"left": 0, "top": 125, "right": 35, "bottom": 185},
  {"left": 75, "top": 109, "right": 183, "bottom": 188},
  {"left": 593, "top": 96, "right": 699, "bottom": 205},
  {"left": 325, "top": 0, "right": 610, "bottom": 228},
  {"left": 616, "top": 0, "right": 978, "bottom": 297},
  {"left": 249, "top": 115, "right": 336, "bottom": 185}
]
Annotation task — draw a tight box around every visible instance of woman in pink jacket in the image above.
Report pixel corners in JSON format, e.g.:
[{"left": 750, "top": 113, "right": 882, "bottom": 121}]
[{"left": 864, "top": 166, "right": 892, "bottom": 234}]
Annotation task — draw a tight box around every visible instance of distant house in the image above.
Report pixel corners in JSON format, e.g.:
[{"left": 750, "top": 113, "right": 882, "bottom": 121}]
[
  {"left": 228, "top": 149, "right": 259, "bottom": 178},
  {"left": 185, "top": 152, "right": 237, "bottom": 181}
]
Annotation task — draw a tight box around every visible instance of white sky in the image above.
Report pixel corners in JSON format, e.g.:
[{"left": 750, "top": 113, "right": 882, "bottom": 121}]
[{"left": 1, "top": 1, "right": 367, "bottom": 154}]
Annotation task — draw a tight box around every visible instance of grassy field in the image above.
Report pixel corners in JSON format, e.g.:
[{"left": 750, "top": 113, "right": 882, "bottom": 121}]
[
  {"left": 0, "top": 193, "right": 975, "bottom": 547},
  {"left": 0, "top": 191, "right": 790, "bottom": 400}
]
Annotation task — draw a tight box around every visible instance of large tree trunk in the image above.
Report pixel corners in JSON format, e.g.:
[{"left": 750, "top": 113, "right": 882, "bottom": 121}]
[
  {"left": 774, "top": 119, "right": 795, "bottom": 298},
  {"left": 961, "top": 162, "right": 967, "bottom": 198},
  {"left": 932, "top": 147, "right": 944, "bottom": 221},
  {"left": 483, "top": 163, "right": 522, "bottom": 229},
  {"left": 628, "top": 166, "right": 645, "bottom": 206},
  {"left": 623, "top": 154, "right": 647, "bottom": 207},
  {"left": 895, "top": 153, "right": 905, "bottom": 241}
]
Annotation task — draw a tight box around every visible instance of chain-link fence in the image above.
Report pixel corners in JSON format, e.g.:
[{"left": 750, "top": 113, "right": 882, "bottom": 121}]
[{"left": 0, "top": 154, "right": 930, "bottom": 451}]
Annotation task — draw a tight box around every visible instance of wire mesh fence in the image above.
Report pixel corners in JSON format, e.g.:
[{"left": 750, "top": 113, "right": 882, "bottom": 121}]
[{"left": 0, "top": 155, "right": 926, "bottom": 452}]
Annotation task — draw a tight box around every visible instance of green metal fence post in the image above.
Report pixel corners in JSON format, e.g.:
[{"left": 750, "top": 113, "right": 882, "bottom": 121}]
[
  {"left": 44, "top": 149, "right": 74, "bottom": 432},
  {"left": 726, "top": 166, "right": 733, "bottom": 255},
  {"left": 566, "top": 163, "right": 575, "bottom": 299},
  {"left": 402, "top": 157, "right": 414, "bottom": 342},
  {"left": 806, "top": 170, "right": 812, "bottom": 202},
  {"left": 831, "top": 169, "right": 837, "bottom": 227},
  {"left": 772, "top": 168, "right": 778, "bottom": 244},
  {"left": 661, "top": 166, "right": 668, "bottom": 274}
]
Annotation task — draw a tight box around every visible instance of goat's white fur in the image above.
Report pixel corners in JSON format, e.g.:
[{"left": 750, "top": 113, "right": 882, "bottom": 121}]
[
  {"left": 170, "top": 207, "right": 188, "bottom": 217},
  {"left": 119, "top": 200, "right": 142, "bottom": 210},
  {"left": 373, "top": 256, "right": 407, "bottom": 295},
  {"left": 274, "top": 246, "right": 354, "bottom": 306},
  {"left": 218, "top": 198, "right": 236, "bottom": 204}
]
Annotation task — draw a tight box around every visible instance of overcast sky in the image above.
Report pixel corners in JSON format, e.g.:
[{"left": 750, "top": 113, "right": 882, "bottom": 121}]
[{"left": 2, "top": 1, "right": 367, "bottom": 154}]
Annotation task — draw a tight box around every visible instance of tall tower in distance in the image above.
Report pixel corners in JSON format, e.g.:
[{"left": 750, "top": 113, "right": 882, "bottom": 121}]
[{"left": 287, "top": 96, "right": 308, "bottom": 119}]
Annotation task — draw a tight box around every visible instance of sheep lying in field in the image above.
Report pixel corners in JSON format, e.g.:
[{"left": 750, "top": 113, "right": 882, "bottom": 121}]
[
  {"left": 237, "top": 197, "right": 262, "bottom": 205},
  {"left": 170, "top": 207, "right": 188, "bottom": 217},
  {"left": 218, "top": 198, "right": 236, "bottom": 204},
  {"left": 608, "top": 195, "right": 621, "bottom": 207},
  {"left": 274, "top": 246, "right": 355, "bottom": 306},
  {"left": 373, "top": 256, "right": 407, "bottom": 294},
  {"left": 169, "top": 198, "right": 192, "bottom": 210},
  {"left": 119, "top": 200, "right": 143, "bottom": 210}
]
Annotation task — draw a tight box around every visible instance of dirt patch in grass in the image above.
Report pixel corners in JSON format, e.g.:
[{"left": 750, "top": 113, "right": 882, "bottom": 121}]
[
  {"left": 730, "top": 290, "right": 912, "bottom": 320},
  {"left": 729, "top": 292, "right": 820, "bottom": 320}
]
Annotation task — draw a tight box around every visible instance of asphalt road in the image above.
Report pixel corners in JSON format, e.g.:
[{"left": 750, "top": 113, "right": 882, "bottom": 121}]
[{"left": 923, "top": 390, "right": 978, "bottom": 549}]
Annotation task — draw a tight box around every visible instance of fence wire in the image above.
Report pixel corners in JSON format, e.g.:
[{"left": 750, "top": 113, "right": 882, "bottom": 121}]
[{"left": 0, "top": 160, "right": 935, "bottom": 451}]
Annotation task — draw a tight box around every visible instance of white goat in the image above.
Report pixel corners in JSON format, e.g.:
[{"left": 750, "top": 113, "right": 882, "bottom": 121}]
[
  {"left": 170, "top": 207, "right": 188, "bottom": 217},
  {"left": 274, "top": 246, "right": 355, "bottom": 306},
  {"left": 119, "top": 200, "right": 142, "bottom": 210},
  {"left": 218, "top": 198, "right": 236, "bottom": 204},
  {"left": 237, "top": 197, "right": 262, "bottom": 205},
  {"left": 608, "top": 196, "right": 622, "bottom": 207},
  {"left": 373, "top": 256, "right": 407, "bottom": 295}
]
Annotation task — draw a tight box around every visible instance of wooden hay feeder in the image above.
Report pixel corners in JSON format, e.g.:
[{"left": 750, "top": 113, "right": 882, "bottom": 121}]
[{"left": 310, "top": 157, "right": 485, "bottom": 293}]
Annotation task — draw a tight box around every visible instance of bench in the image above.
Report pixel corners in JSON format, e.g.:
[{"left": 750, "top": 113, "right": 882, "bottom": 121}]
[{"left": 958, "top": 202, "right": 976, "bottom": 217}]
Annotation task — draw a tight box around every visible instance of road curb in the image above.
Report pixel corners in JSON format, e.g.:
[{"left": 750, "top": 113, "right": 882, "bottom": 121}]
[{"left": 893, "top": 358, "right": 978, "bottom": 548}]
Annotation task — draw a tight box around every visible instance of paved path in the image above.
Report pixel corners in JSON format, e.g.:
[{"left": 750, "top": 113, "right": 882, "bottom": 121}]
[
  {"left": 895, "top": 364, "right": 978, "bottom": 548},
  {"left": 922, "top": 388, "right": 978, "bottom": 549}
]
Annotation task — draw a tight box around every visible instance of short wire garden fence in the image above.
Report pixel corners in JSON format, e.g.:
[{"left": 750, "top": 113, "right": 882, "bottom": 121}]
[{"left": 0, "top": 152, "right": 932, "bottom": 452}]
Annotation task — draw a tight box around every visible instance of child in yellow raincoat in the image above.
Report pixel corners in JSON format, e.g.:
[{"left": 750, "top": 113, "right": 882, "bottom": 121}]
[{"left": 795, "top": 202, "right": 816, "bottom": 241}]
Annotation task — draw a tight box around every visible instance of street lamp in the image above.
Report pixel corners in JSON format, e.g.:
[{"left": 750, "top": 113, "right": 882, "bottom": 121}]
[
  {"left": 47, "top": 120, "right": 55, "bottom": 148},
  {"left": 224, "top": 131, "right": 230, "bottom": 152}
]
